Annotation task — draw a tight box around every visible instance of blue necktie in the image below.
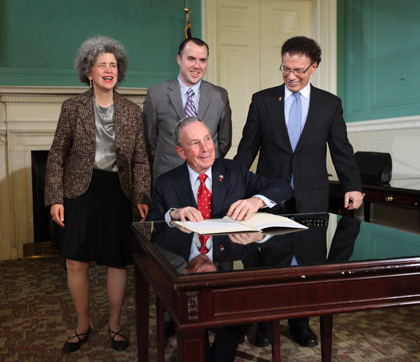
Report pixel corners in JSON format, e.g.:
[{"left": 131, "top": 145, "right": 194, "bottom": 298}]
[
  {"left": 288, "top": 92, "right": 302, "bottom": 151},
  {"left": 288, "top": 92, "right": 301, "bottom": 188},
  {"left": 185, "top": 88, "right": 197, "bottom": 117}
]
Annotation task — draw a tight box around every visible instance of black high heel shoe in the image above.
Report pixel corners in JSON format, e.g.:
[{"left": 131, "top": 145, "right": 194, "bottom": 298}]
[
  {"left": 62, "top": 326, "right": 91, "bottom": 353},
  {"left": 108, "top": 327, "right": 130, "bottom": 351}
]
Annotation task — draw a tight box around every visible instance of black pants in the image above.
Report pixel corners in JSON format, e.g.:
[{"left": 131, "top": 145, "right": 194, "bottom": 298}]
[{"left": 205, "top": 324, "right": 250, "bottom": 362}]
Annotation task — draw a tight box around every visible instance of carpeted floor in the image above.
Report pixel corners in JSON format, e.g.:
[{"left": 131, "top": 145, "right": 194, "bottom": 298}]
[{"left": 1, "top": 257, "right": 420, "bottom": 361}]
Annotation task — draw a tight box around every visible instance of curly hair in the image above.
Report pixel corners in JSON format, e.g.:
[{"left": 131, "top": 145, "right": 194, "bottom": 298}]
[
  {"left": 281, "top": 36, "right": 322, "bottom": 66},
  {"left": 74, "top": 35, "right": 128, "bottom": 86}
]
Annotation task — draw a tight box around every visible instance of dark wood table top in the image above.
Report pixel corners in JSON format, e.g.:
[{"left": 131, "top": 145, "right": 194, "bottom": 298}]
[
  {"left": 133, "top": 212, "right": 420, "bottom": 279},
  {"left": 329, "top": 174, "right": 420, "bottom": 192},
  {"left": 132, "top": 213, "right": 420, "bottom": 361},
  {"left": 329, "top": 175, "right": 420, "bottom": 216}
]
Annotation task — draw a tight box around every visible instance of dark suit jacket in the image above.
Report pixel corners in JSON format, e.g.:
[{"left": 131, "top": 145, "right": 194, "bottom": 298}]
[
  {"left": 243, "top": 224, "right": 328, "bottom": 269},
  {"left": 44, "top": 88, "right": 151, "bottom": 206},
  {"left": 244, "top": 214, "right": 359, "bottom": 269},
  {"left": 143, "top": 78, "right": 232, "bottom": 180},
  {"left": 234, "top": 84, "right": 362, "bottom": 213},
  {"left": 146, "top": 158, "right": 293, "bottom": 221}
]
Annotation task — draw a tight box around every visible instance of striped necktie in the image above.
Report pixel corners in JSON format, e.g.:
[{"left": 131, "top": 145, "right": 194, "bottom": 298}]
[{"left": 185, "top": 88, "right": 197, "bottom": 117}]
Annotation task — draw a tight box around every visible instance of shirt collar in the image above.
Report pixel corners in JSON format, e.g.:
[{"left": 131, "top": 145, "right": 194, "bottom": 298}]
[
  {"left": 187, "top": 164, "right": 212, "bottom": 186},
  {"left": 285, "top": 82, "right": 311, "bottom": 99},
  {"left": 178, "top": 76, "right": 201, "bottom": 96}
]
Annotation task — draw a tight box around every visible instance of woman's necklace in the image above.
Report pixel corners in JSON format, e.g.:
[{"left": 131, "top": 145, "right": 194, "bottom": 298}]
[{"left": 94, "top": 98, "right": 114, "bottom": 122}]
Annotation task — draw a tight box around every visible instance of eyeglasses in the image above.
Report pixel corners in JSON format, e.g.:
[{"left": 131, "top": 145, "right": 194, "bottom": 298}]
[{"left": 280, "top": 63, "right": 314, "bottom": 76}]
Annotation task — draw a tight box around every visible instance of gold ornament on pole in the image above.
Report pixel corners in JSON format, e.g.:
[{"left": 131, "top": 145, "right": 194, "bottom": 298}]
[{"left": 184, "top": 7, "right": 192, "bottom": 39}]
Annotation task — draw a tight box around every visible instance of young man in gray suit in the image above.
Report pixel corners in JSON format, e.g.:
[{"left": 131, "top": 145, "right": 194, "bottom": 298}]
[{"left": 143, "top": 38, "right": 232, "bottom": 181}]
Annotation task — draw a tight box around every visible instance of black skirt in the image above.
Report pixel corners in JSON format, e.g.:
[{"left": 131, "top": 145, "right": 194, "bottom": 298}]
[{"left": 53, "top": 169, "right": 133, "bottom": 267}]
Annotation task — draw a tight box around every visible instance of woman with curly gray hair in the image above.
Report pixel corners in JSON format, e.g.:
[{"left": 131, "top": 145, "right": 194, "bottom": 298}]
[{"left": 45, "top": 35, "right": 151, "bottom": 353}]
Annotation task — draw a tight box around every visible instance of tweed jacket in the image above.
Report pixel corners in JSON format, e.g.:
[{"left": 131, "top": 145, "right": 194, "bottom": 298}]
[{"left": 44, "top": 88, "right": 151, "bottom": 207}]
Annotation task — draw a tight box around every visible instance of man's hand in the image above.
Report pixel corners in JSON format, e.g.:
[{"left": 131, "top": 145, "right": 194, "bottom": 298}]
[
  {"left": 227, "top": 197, "right": 265, "bottom": 221},
  {"left": 171, "top": 220, "right": 193, "bottom": 233},
  {"left": 344, "top": 191, "right": 364, "bottom": 210},
  {"left": 228, "top": 232, "right": 264, "bottom": 244},
  {"left": 170, "top": 207, "right": 204, "bottom": 222}
]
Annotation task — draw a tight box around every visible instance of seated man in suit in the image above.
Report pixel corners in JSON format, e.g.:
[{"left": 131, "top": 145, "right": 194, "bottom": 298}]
[
  {"left": 147, "top": 116, "right": 293, "bottom": 362},
  {"left": 147, "top": 117, "right": 292, "bottom": 223}
]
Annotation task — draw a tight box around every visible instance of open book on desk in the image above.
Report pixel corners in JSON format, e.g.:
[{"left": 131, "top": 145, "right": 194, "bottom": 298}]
[{"left": 175, "top": 212, "right": 308, "bottom": 235}]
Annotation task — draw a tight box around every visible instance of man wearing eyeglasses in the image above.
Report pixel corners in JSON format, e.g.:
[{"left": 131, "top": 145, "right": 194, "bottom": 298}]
[{"left": 234, "top": 36, "right": 363, "bottom": 348}]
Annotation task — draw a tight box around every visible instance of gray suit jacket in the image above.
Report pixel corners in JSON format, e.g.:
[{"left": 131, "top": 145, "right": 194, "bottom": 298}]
[{"left": 143, "top": 78, "right": 232, "bottom": 181}]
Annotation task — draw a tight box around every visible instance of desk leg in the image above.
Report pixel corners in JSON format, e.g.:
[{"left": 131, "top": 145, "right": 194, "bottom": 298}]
[
  {"left": 320, "top": 314, "right": 333, "bottom": 362},
  {"left": 177, "top": 328, "right": 206, "bottom": 362},
  {"left": 272, "top": 320, "right": 281, "bottom": 362},
  {"left": 135, "top": 264, "right": 150, "bottom": 361},
  {"left": 156, "top": 297, "right": 165, "bottom": 362}
]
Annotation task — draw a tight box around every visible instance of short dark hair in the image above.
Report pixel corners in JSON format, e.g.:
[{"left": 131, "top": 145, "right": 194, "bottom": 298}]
[
  {"left": 173, "top": 117, "right": 210, "bottom": 147},
  {"left": 281, "top": 36, "right": 322, "bottom": 66},
  {"left": 178, "top": 38, "right": 209, "bottom": 57},
  {"left": 74, "top": 35, "right": 128, "bottom": 86}
]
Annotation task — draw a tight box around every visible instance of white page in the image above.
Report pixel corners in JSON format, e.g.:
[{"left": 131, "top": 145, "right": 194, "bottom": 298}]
[{"left": 181, "top": 218, "right": 252, "bottom": 232}]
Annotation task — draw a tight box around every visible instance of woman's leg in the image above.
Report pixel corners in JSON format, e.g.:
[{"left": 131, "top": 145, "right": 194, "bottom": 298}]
[
  {"left": 107, "top": 266, "right": 127, "bottom": 341},
  {"left": 66, "top": 259, "right": 90, "bottom": 340}
]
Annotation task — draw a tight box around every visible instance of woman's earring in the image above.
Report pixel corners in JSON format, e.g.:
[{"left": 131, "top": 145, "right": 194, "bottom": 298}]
[{"left": 90, "top": 79, "right": 92, "bottom": 87}]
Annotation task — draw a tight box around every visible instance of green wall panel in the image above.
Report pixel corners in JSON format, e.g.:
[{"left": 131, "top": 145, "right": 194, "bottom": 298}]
[
  {"left": 0, "top": 0, "right": 202, "bottom": 87},
  {"left": 351, "top": 221, "right": 420, "bottom": 261},
  {"left": 337, "top": 0, "right": 420, "bottom": 122}
]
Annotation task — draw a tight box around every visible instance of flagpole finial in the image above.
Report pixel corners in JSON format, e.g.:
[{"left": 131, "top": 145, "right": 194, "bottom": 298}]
[
  {"left": 184, "top": 7, "right": 192, "bottom": 39},
  {"left": 184, "top": 7, "right": 190, "bottom": 22}
]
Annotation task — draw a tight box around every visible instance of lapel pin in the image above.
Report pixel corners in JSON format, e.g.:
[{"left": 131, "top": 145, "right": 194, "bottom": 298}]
[
  {"left": 219, "top": 174, "right": 223, "bottom": 182},
  {"left": 279, "top": 97, "right": 282, "bottom": 101},
  {"left": 220, "top": 245, "right": 224, "bottom": 251}
]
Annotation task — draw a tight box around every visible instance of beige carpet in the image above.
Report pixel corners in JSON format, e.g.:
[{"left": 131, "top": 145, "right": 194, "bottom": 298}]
[{"left": 1, "top": 257, "right": 419, "bottom": 361}]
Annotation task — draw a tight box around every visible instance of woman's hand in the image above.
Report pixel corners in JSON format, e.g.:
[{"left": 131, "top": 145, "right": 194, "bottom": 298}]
[
  {"left": 51, "top": 204, "right": 65, "bottom": 228},
  {"left": 137, "top": 204, "right": 149, "bottom": 221}
]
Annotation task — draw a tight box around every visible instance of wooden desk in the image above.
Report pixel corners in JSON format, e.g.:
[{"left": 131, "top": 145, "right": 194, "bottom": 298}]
[
  {"left": 329, "top": 177, "right": 420, "bottom": 222},
  {"left": 132, "top": 213, "right": 420, "bottom": 362}
]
